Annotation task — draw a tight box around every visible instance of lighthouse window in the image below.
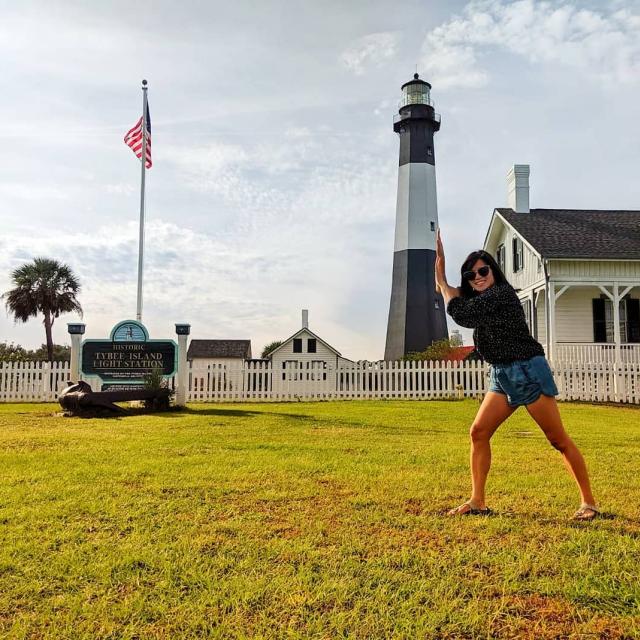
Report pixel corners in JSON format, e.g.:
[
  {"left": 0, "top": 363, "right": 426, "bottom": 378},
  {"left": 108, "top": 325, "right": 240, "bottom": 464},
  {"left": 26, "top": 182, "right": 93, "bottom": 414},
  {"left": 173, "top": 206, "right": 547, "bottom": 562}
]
[
  {"left": 435, "top": 300, "right": 440, "bottom": 309},
  {"left": 427, "top": 147, "right": 433, "bottom": 156},
  {"left": 430, "top": 221, "right": 435, "bottom": 231}
]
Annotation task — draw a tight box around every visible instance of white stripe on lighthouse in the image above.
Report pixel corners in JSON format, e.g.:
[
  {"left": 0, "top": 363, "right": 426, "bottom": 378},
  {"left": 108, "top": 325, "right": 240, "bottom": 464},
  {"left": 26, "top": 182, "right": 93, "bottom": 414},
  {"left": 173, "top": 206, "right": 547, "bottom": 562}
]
[{"left": 393, "top": 163, "right": 439, "bottom": 252}]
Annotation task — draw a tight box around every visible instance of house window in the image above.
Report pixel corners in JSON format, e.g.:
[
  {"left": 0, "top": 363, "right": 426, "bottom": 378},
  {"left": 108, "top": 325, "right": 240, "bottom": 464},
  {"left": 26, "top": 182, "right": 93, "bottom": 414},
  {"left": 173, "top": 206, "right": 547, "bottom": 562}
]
[
  {"left": 307, "top": 338, "right": 317, "bottom": 353},
  {"left": 512, "top": 237, "right": 523, "bottom": 273},
  {"left": 592, "top": 297, "right": 638, "bottom": 343},
  {"left": 282, "top": 360, "right": 299, "bottom": 381},
  {"left": 537, "top": 257, "right": 542, "bottom": 272},
  {"left": 629, "top": 298, "right": 640, "bottom": 342},
  {"left": 293, "top": 338, "right": 302, "bottom": 353},
  {"left": 496, "top": 244, "right": 505, "bottom": 272},
  {"left": 311, "top": 360, "right": 327, "bottom": 381},
  {"left": 521, "top": 299, "right": 532, "bottom": 331}
]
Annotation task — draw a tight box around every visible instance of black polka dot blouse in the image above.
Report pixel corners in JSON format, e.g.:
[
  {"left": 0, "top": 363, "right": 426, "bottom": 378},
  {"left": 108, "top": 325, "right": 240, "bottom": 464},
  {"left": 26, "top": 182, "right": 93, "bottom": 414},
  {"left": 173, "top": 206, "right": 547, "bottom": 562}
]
[{"left": 446, "top": 282, "right": 546, "bottom": 365}]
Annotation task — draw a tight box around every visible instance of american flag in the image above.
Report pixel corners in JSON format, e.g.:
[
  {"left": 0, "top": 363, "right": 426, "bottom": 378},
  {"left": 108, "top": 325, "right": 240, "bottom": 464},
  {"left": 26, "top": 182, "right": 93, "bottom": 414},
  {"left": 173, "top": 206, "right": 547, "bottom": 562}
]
[{"left": 124, "top": 103, "right": 152, "bottom": 168}]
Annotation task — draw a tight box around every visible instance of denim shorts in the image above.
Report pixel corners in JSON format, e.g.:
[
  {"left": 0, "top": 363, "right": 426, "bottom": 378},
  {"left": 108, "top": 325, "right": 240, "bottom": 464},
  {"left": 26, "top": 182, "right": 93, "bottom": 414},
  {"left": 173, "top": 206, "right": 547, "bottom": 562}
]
[{"left": 489, "top": 355, "right": 559, "bottom": 407}]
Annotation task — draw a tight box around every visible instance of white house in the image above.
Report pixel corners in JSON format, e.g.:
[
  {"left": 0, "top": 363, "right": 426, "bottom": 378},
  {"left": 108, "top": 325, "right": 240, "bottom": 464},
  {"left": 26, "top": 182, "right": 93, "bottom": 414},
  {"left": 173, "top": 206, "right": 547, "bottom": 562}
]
[
  {"left": 481, "top": 165, "right": 640, "bottom": 363},
  {"left": 266, "top": 310, "right": 353, "bottom": 384}
]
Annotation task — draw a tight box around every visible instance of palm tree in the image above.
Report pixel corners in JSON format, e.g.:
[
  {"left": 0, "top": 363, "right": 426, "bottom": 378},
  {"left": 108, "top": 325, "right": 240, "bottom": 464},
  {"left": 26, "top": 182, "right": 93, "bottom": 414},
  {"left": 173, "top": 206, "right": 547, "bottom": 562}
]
[{"left": 3, "top": 258, "right": 83, "bottom": 361}]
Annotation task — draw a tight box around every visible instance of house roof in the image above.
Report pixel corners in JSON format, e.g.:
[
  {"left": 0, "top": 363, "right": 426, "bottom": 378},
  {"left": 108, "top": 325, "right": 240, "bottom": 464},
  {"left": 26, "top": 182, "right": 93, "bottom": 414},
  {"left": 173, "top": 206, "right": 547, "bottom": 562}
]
[
  {"left": 187, "top": 339, "right": 252, "bottom": 359},
  {"left": 266, "top": 327, "right": 342, "bottom": 358},
  {"left": 494, "top": 208, "right": 640, "bottom": 260},
  {"left": 449, "top": 346, "right": 476, "bottom": 362}
]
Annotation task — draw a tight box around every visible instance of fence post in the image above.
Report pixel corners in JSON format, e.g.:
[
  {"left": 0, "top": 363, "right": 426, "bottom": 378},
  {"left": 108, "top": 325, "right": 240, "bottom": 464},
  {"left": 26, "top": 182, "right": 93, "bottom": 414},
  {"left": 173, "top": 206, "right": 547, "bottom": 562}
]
[
  {"left": 175, "top": 324, "right": 191, "bottom": 407},
  {"left": 67, "top": 323, "right": 86, "bottom": 383}
]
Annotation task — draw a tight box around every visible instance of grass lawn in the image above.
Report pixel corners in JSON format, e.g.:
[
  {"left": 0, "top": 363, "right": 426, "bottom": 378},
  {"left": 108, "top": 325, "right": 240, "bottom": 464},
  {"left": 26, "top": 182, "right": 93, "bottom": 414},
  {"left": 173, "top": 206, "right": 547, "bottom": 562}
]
[{"left": 0, "top": 399, "right": 639, "bottom": 639}]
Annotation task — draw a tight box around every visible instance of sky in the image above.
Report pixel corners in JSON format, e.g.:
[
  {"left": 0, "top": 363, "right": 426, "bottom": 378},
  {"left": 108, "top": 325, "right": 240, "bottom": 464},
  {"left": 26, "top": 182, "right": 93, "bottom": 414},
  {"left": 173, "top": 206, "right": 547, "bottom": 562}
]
[{"left": 1, "top": 0, "right": 640, "bottom": 360}]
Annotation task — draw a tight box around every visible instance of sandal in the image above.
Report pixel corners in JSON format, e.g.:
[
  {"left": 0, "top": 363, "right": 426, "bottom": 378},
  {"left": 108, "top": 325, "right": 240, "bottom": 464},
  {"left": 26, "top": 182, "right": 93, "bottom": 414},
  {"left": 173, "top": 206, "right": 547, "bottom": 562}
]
[
  {"left": 571, "top": 503, "right": 601, "bottom": 521},
  {"left": 447, "top": 500, "right": 492, "bottom": 516}
]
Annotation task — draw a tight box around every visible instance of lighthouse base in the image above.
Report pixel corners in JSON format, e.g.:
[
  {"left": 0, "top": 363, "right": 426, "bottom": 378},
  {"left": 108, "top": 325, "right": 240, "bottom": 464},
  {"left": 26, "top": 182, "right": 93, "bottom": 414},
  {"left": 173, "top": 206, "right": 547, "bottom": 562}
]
[{"left": 384, "top": 248, "right": 449, "bottom": 361}]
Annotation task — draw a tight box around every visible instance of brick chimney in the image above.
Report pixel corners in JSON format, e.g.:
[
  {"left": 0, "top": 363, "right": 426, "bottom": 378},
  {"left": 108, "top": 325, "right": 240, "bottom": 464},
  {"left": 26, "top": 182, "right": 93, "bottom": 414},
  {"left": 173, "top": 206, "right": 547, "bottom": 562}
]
[{"left": 302, "top": 309, "right": 309, "bottom": 329}]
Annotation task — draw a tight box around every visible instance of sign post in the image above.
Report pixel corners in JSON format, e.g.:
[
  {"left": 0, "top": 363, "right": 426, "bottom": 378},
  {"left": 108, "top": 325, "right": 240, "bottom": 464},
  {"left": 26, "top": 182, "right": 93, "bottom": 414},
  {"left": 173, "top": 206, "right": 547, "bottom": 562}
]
[
  {"left": 175, "top": 324, "right": 191, "bottom": 406},
  {"left": 67, "top": 323, "right": 86, "bottom": 382}
]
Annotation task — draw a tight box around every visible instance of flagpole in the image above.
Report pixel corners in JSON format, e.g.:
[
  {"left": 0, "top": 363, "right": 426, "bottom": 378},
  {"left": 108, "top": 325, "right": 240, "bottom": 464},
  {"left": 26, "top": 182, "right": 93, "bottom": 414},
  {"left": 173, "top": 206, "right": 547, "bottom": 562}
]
[{"left": 136, "top": 79, "right": 148, "bottom": 322}]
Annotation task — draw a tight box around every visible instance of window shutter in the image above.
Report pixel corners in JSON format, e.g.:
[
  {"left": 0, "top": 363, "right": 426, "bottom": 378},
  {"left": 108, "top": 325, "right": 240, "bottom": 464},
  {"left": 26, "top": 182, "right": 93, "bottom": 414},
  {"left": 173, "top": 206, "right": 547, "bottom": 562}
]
[
  {"left": 592, "top": 298, "right": 607, "bottom": 342},
  {"left": 512, "top": 238, "right": 518, "bottom": 272},
  {"left": 627, "top": 298, "right": 640, "bottom": 343}
]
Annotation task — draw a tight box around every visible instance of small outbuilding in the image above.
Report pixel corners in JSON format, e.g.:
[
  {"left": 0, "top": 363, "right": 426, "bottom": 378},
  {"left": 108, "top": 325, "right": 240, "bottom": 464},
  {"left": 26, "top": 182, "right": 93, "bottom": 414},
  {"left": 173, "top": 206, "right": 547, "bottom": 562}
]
[
  {"left": 266, "top": 310, "right": 353, "bottom": 382},
  {"left": 187, "top": 340, "right": 252, "bottom": 368}
]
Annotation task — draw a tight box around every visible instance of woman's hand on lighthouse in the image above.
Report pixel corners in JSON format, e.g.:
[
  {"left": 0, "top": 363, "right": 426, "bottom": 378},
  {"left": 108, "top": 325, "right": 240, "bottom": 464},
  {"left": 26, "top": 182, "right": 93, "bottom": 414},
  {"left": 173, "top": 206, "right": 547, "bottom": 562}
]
[{"left": 435, "top": 227, "right": 446, "bottom": 293}]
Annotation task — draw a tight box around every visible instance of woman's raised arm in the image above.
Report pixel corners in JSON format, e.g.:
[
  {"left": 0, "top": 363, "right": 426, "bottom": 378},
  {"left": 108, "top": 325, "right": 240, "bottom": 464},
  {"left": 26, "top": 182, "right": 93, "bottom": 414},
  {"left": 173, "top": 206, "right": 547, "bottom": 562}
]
[{"left": 435, "top": 228, "right": 461, "bottom": 305}]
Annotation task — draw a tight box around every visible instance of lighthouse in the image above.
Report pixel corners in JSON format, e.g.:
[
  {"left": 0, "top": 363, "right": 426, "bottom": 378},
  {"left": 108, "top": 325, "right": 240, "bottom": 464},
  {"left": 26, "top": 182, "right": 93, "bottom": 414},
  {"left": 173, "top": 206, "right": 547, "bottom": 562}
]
[{"left": 384, "top": 74, "right": 448, "bottom": 361}]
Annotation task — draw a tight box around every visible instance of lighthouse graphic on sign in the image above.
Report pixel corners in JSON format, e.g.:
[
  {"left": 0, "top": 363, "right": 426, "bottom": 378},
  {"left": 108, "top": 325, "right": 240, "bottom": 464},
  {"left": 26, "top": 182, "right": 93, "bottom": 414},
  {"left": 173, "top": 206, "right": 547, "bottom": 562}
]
[{"left": 384, "top": 74, "right": 448, "bottom": 361}]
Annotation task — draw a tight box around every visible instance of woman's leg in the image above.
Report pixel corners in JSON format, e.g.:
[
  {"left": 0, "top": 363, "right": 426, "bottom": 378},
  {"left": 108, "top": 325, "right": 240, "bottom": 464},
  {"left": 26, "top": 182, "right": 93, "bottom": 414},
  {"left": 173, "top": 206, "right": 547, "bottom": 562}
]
[
  {"left": 448, "top": 391, "right": 518, "bottom": 514},
  {"left": 525, "top": 394, "right": 597, "bottom": 513}
]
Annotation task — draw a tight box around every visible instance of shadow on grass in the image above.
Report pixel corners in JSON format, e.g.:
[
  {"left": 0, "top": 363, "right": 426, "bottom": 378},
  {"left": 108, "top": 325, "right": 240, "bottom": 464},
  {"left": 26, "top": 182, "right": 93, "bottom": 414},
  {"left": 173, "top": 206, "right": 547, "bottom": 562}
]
[{"left": 149, "top": 406, "right": 314, "bottom": 421}]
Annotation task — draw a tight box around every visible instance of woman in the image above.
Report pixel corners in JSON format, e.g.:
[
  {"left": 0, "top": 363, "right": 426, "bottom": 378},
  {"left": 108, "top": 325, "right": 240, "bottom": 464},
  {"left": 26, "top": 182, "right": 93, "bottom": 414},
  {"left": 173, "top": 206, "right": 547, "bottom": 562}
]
[{"left": 434, "top": 229, "right": 599, "bottom": 520}]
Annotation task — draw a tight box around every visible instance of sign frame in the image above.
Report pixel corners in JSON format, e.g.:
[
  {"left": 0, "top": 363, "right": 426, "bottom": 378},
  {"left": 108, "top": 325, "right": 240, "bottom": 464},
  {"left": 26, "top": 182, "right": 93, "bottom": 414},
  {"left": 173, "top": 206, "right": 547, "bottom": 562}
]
[{"left": 80, "top": 320, "right": 178, "bottom": 386}]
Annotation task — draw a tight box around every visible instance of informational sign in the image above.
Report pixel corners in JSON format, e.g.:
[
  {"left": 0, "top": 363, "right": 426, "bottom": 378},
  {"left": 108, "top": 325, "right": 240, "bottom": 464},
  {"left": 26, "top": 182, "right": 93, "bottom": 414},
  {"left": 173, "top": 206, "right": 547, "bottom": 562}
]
[{"left": 81, "top": 320, "right": 177, "bottom": 386}]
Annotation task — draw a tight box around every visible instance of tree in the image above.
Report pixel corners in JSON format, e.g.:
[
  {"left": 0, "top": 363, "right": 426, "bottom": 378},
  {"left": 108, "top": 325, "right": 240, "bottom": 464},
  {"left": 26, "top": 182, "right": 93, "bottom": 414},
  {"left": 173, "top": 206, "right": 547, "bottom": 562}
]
[
  {"left": 0, "top": 342, "right": 28, "bottom": 362},
  {"left": 403, "top": 338, "right": 457, "bottom": 362},
  {"left": 261, "top": 340, "right": 283, "bottom": 358},
  {"left": 0, "top": 342, "right": 71, "bottom": 362},
  {"left": 3, "top": 258, "right": 82, "bottom": 362}
]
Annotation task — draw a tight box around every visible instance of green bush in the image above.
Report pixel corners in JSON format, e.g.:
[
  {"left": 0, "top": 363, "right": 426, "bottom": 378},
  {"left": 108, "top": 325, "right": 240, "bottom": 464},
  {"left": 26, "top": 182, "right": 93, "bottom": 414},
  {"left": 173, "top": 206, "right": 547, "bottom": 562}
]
[{"left": 403, "top": 338, "right": 458, "bottom": 362}]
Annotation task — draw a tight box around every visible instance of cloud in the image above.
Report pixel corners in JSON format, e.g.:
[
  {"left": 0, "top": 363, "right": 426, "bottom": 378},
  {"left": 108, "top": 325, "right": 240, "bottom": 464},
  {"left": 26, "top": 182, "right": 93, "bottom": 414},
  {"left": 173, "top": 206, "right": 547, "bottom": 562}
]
[
  {"left": 421, "top": 0, "right": 640, "bottom": 90},
  {"left": 341, "top": 32, "right": 399, "bottom": 75}
]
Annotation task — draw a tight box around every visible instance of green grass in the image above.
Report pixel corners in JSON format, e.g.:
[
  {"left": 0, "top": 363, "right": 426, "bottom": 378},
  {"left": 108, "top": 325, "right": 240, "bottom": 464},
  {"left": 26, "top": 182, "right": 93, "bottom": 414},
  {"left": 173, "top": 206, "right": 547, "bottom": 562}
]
[{"left": 0, "top": 399, "right": 639, "bottom": 639}]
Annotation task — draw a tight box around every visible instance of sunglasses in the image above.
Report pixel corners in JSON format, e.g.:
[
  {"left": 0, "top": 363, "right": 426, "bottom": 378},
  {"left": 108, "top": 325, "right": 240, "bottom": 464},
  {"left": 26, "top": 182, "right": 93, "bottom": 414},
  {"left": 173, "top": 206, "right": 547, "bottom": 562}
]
[{"left": 463, "top": 265, "right": 491, "bottom": 281}]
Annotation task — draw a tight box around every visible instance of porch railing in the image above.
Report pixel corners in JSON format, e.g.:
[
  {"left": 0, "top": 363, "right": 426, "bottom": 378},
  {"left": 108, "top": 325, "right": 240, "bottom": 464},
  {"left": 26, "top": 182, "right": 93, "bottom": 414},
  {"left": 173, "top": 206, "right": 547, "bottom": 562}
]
[{"left": 555, "top": 343, "right": 640, "bottom": 364}]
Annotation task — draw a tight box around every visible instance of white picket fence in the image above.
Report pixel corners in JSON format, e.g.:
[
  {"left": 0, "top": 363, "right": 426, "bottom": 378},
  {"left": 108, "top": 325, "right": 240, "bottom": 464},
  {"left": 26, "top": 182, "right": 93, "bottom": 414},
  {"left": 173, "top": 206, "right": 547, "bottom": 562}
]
[
  {"left": 1, "top": 359, "right": 639, "bottom": 404},
  {"left": 0, "top": 361, "right": 71, "bottom": 402}
]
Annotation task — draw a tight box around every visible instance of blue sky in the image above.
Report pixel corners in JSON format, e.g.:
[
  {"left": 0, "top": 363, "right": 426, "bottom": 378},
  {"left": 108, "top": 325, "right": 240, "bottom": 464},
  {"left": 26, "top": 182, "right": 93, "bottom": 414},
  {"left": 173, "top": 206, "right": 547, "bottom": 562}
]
[{"left": 1, "top": 0, "right": 639, "bottom": 359}]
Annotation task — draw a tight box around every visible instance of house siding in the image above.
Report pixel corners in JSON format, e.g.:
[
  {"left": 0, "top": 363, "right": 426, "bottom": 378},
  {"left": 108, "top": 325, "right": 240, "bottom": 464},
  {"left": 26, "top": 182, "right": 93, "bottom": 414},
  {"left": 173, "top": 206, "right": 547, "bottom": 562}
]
[
  {"left": 270, "top": 329, "right": 350, "bottom": 387},
  {"left": 550, "top": 260, "right": 640, "bottom": 279},
  {"left": 554, "top": 286, "right": 602, "bottom": 343},
  {"left": 488, "top": 223, "right": 544, "bottom": 291}
]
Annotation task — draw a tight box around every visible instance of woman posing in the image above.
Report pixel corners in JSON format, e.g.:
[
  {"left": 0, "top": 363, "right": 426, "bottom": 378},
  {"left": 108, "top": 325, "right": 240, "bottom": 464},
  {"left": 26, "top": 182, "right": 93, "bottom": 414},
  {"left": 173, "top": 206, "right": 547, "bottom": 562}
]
[{"left": 434, "top": 229, "right": 599, "bottom": 521}]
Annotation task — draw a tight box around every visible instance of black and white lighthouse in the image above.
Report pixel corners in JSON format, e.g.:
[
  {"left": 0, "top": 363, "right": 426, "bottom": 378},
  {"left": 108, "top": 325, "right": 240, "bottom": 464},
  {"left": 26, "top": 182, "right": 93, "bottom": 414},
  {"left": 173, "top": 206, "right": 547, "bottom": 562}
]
[{"left": 384, "top": 74, "right": 448, "bottom": 360}]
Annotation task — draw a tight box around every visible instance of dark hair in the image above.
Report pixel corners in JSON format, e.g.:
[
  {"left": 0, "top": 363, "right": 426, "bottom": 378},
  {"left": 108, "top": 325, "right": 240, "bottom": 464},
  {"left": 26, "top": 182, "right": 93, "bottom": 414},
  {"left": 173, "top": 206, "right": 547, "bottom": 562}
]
[{"left": 459, "top": 250, "right": 512, "bottom": 298}]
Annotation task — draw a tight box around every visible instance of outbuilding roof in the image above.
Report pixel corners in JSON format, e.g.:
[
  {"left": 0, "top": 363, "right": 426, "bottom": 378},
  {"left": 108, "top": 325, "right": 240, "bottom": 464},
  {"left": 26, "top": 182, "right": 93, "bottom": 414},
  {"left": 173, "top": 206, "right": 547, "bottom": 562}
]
[
  {"left": 187, "top": 339, "right": 252, "bottom": 359},
  {"left": 495, "top": 208, "right": 640, "bottom": 260}
]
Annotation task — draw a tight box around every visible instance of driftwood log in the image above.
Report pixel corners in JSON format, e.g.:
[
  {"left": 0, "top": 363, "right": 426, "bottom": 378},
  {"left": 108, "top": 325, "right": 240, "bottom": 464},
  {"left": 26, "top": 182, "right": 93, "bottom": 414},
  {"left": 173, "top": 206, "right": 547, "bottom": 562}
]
[{"left": 59, "top": 381, "right": 172, "bottom": 415}]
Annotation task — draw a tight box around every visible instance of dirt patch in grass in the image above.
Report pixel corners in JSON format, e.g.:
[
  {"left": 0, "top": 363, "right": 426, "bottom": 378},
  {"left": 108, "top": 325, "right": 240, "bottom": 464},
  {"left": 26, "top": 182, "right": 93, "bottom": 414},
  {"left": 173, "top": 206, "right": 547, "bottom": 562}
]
[{"left": 490, "top": 594, "right": 633, "bottom": 639}]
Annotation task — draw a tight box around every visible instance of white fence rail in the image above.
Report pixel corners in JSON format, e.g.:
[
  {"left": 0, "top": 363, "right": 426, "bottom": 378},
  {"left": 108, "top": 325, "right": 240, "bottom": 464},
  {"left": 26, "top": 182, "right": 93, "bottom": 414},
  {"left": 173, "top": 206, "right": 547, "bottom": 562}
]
[
  {"left": 555, "top": 343, "right": 640, "bottom": 365},
  {"left": 0, "top": 361, "right": 72, "bottom": 402},
  {"left": 2, "top": 359, "right": 638, "bottom": 405}
]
